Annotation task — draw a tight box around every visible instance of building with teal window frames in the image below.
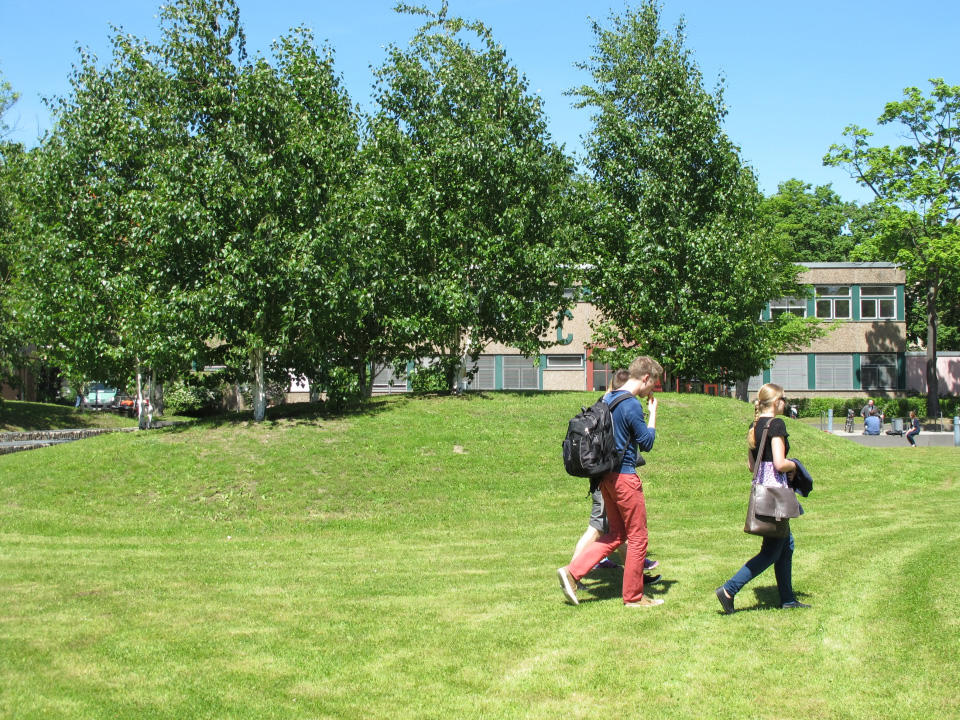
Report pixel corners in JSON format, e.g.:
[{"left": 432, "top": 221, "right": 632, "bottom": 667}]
[{"left": 749, "top": 262, "right": 908, "bottom": 398}]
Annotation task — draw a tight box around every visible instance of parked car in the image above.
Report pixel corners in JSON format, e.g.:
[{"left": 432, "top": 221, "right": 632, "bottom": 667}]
[
  {"left": 111, "top": 394, "right": 137, "bottom": 417},
  {"left": 84, "top": 383, "right": 118, "bottom": 409}
]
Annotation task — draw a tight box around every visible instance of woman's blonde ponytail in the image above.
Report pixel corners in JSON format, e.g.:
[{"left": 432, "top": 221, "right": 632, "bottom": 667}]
[{"left": 747, "top": 383, "right": 785, "bottom": 449}]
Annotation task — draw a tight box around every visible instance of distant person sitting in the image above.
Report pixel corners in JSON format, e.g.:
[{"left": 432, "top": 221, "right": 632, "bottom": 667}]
[
  {"left": 863, "top": 410, "right": 882, "bottom": 435},
  {"left": 905, "top": 410, "right": 921, "bottom": 447}
]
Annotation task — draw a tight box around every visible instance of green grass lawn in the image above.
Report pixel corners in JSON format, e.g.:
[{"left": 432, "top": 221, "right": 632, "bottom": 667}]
[{"left": 1, "top": 392, "right": 958, "bottom": 719}]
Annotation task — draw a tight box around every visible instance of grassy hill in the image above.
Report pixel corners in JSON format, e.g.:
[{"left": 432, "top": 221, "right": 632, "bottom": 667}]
[{"left": 1, "top": 392, "right": 957, "bottom": 719}]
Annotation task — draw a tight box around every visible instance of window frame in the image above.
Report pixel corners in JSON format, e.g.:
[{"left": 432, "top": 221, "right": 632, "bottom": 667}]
[
  {"left": 859, "top": 285, "right": 896, "bottom": 320},
  {"left": 545, "top": 354, "right": 584, "bottom": 370},
  {"left": 815, "top": 285, "right": 852, "bottom": 320},
  {"left": 502, "top": 355, "right": 539, "bottom": 390},
  {"left": 769, "top": 297, "right": 807, "bottom": 320},
  {"left": 815, "top": 354, "right": 854, "bottom": 390},
  {"left": 861, "top": 353, "right": 898, "bottom": 389}
]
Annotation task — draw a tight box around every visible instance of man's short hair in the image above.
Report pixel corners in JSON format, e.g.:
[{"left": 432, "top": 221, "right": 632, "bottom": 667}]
[
  {"left": 610, "top": 369, "right": 631, "bottom": 390},
  {"left": 628, "top": 355, "right": 663, "bottom": 382}
]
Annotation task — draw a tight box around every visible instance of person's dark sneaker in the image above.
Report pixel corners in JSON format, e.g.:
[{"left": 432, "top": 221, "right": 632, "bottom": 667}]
[
  {"left": 643, "top": 573, "right": 662, "bottom": 585},
  {"left": 715, "top": 587, "right": 735, "bottom": 614},
  {"left": 643, "top": 558, "right": 659, "bottom": 570},
  {"left": 781, "top": 600, "right": 811, "bottom": 609},
  {"left": 593, "top": 557, "right": 619, "bottom": 569}
]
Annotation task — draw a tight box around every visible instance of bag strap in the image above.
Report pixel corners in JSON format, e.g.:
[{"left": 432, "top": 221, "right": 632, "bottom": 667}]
[{"left": 749, "top": 419, "right": 773, "bottom": 482}]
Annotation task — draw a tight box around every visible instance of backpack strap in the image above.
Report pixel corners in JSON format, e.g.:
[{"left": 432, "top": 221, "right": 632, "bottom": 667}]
[
  {"left": 605, "top": 390, "right": 633, "bottom": 413},
  {"left": 604, "top": 391, "right": 635, "bottom": 476}
]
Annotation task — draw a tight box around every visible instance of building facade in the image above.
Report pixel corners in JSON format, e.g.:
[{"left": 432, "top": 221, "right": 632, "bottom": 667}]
[
  {"left": 748, "top": 262, "right": 908, "bottom": 398},
  {"left": 301, "top": 261, "right": 952, "bottom": 400}
]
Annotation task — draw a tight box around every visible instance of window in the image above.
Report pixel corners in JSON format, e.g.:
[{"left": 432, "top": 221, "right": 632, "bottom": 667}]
[
  {"left": 815, "top": 286, "right": 851, "bottom": 319},
  {"left": 769, "top": 298, "right": 807, "bottom": 320},
  {"left": 502, "top": 356, "right": 539, "bottom": 390},
  {"left": 815, "top": 354, "right": 853, "bottom": 390},
  {"left": 372, "top": 363, "right": 407, "bottom": 394},
  {"left": 861, "top": 353, "right": 897, "bottom": 389},
  {"left": 860, "top": 286, "right": 896, "bottom": 320},
  {"left": 769, "top": 354, "right": 808, "bottom": 391},
  {"left": 545, "top": 354, "right": 584, "bottom": 370},
  {"left": 592, "top": 362, "right": 612, "bottom": 391},
  {"left": 466, "top": 356, "right": 495, "bottom": 390}
]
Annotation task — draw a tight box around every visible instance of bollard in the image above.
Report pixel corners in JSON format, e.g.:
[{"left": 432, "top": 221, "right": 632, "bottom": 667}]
[
  {"left": 954, "top": 416, "right": 959, "bottom": 447},
  {"left": 828, "top": 408, "right": 833, "bottom": 433}
]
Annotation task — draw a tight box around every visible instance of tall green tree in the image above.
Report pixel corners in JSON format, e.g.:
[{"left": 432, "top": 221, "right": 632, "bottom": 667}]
[
  {"left": 154, "top": 1, "right": 360, "bottom": 421},
  {"left": 760, "top": 178, "right": 857, "bottom": 262},
  {"left": 825, "top": 79, "right": 960, "bottom": 415},
  {"left": 573, "top": 2, "right": 822, "bottom": 390},
  {"left": 20, "top": 46, "right": 191, "bottom": 425},
  {"left": 21, "top": 0, "right": 360, "bottom": 422},
  {"left": 0, "top": 75, "right": 23, "bottom": 394},
  {"left": 362, "top": 1, "right": 578, "bottom": 391}
]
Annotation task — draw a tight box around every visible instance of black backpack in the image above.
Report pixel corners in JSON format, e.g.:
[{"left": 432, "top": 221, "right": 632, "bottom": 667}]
[{"left": 562, "top": 392, "right": 633, "bottom": 478}]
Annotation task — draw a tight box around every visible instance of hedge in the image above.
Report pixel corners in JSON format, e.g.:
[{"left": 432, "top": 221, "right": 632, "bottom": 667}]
[{"left": 786, "top": 395, "right": 960, "bottom": 420}]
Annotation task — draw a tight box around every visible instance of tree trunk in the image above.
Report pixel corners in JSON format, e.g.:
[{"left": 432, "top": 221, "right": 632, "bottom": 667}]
[
  {"left": 135, "top": 363, "right": 149, "bottom": 430},
  {"left": 251, "top": 348, "right": 267, "bottom": 422},
  {"left": 735, "top": 379, "right": 749, "bottom": 402},
  {"left": 153, "top": 379, "right": 164, "bottom": 416},
  {"left": 925, "top": 276, "right": 940, "bottom": 418},
  {"left": 357, "top": 359, "right": 370, "bottom": 399}
]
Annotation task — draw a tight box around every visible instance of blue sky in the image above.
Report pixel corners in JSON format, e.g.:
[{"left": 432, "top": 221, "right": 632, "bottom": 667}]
[{"left": 2, "top": 1, "right": 957, "bottom": 203}]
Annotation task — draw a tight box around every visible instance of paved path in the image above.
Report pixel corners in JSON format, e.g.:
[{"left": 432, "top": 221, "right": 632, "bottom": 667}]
[
  {"left": 825, "top": 428, "right": 957, "bottom": 448},
  {"left": 0, "top": 421, "right": 181, "bottom": 455}
]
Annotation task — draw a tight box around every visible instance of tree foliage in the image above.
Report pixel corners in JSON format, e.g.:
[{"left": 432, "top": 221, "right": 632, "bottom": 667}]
[
  {"left": 760, "top": 178, "right": 858, "bottom": 262},
  {"left": 825, "top": 78, "right": 960, "bottom": 413},
  {"left": 0, "top": 74, "right": 23, "bottom": 392},
  {"left": 572, "top": 2, "right": 822, "bottom": 387},
  {"left": 19, "top": 0, "right": 360, "bottom": 421},
  {"left": 361, "top": 1, "right": 577, "bottom": 391}
]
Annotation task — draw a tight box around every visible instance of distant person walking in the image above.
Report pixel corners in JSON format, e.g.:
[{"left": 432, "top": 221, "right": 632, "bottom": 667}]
[
  {"left": 557, "top": 355, "right": 663, "bottom": 607},
  {"left": 715, "top": 383, "right": 809, "bottom": 614},
  {"left": 905, "top": 410, "right": 921, "bottom": 447}
]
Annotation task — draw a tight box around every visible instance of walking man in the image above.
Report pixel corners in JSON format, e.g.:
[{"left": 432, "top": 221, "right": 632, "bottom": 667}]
[{"left": 557, "top": 355, "right": 663, "bottom": 607}]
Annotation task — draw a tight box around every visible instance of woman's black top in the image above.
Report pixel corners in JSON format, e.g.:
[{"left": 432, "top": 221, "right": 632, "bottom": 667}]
[{"left": 749, "top": 416, "right": 790, "bottom": 464}]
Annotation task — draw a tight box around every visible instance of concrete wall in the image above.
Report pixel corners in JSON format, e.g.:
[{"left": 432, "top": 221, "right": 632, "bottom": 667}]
[
  {"left": 906, "top": 353, "right": 960, "bottom": 396},
  {"left": 807, "top": 321, "right": 906, "bottom": 353},
  {"left": 797, "top": 264, "right": 905, "bottom": 285},
  {"left": 482, "top": 301, "right": 601, "bottom": 356}
]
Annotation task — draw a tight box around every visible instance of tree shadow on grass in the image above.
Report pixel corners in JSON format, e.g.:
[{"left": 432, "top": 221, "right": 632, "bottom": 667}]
[
  {"left": 157, "top": 397, "right": 406, "bottom": 433},
  {"left": 0, "top": 400, "right": 138, "bottom": 432},
  {"left": 158, "top": 390, "right": 579, "bottom": 434}
]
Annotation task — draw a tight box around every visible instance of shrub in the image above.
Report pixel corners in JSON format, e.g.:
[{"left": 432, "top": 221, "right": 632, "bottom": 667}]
[
  {"left": 164, "top": 373, "right": 231, "bottom": 416},
  {"left": 409, "top": 364, "right": 447, "bottom": 392}
]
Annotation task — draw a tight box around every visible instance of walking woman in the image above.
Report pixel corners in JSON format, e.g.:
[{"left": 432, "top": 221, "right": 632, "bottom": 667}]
[{"left": 715, "top": 383, "right": 809, "bottom": 613}]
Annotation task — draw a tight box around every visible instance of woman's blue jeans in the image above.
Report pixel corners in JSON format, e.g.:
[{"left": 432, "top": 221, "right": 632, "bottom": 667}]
[{"left": 723, "top": 532, "right": 796, "bottom": 605}]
